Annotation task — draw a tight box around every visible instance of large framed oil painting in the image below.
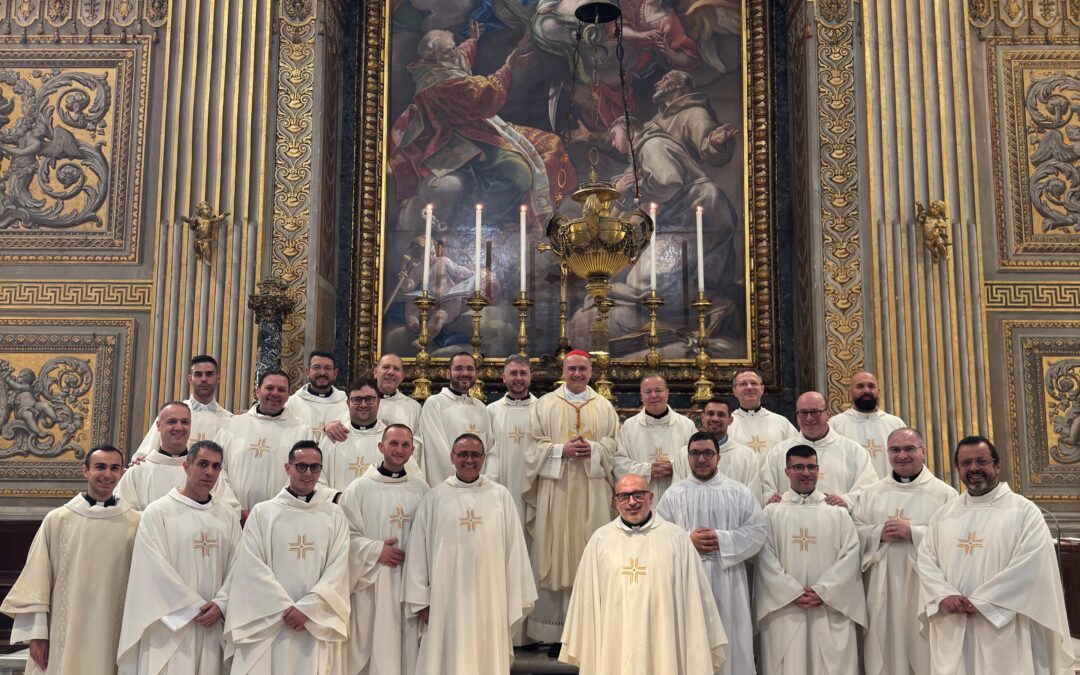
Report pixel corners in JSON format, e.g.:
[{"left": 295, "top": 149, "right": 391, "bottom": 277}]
[{"left": 351, "top": 0, "right": 780, "bottom": 391}]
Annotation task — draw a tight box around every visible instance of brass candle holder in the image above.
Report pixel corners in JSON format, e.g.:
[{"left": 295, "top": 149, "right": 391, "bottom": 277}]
[
  {"left": 643, "top": 290, "right": 664, "bottom": 369},
  {"left": 556, "top": 263, "right": 570, "bottom": 365},
  {"left": 591, "top": 350, "right": 615, "bottom": 401},
  {"left": 466, "top": 291, "right": 489, "bottom": 401},
  {"left": 512, "top": 292, "right": 533, "bottom": 356},
  {"left": 412, "top": 292, "right": 436, "bottom": 401},
  {"left": 690, "top": 292, "right": 714, "bottom": 404}
]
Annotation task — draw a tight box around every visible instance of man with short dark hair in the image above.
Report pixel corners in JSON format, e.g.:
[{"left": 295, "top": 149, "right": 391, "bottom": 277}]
[
  {"left": 673, "top": 397, "right": 761, "bottom": 496},
  {"left": 404, "top": 434, "right": 535, "bottom": 674},
  {"left": 830, "top": 370, "right": 906, "bottom": 478},
  {"left": 487, "top": 354, "right": 536, "bottom": 529},
  {"left": 285, "top": 350, "right": 348, "bottom": 438},
  {"left": 614, "top": 373, "right": 696, "bottom": 500},
  {"left": 118, "top": 440, "right": 242, "bottom": 673},
  {"left": 917, "top": 435, "right": 1075, "bottom": 674},
  {"left": 2, "top": 445, "right": 141, "bottom": 675},
  {"left": 756, "top": 445, "right": 866, "bottom": 675},
  {"left": 223, "top": 440, "right": 351, "bottom": 672},
  {"left": 135, "top": 355, "right": 233, "bottom": 457}
]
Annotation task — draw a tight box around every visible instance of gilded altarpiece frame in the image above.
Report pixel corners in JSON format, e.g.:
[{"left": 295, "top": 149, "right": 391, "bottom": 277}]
[{"left": 350, "top": 0, "right": 781, "bottom": 392}]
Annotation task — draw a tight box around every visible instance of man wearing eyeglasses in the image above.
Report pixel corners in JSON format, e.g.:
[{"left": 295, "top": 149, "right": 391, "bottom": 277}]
[
  {"left": 284, "top": 350, "right": 349, "bottom": 439},
  {"left": 223, "top": 440, "right": 351, "bottom": 673},
  {"left": 614, "top": 373, "right": 697, "bottom": 501},
  {"left": 755, "top": 444, "right": 866, "bottom": 675},
  {"left": 404, "top": 433, "right": 535, "bottom": 674},
  {"left": 760, "top": 391, "right": 878, "bottom": 507},
  {"left": 673, "top": 397, "right": 762, "bottom": 497},
  {"left": 658, "top": 431, "right": 765, "bottom": 675},
  {"left": 830, "top": 371, "right": 906, "bottom": 478},
  {"left": 560, "top": 474, "right": 727, "bottom": 673},
  {"left": 917, "top": 435, "right": 1075, "bottom": 674}
]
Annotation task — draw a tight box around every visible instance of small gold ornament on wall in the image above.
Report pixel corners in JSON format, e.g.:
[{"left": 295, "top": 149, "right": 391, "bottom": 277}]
[
  {"left": 182, "top": 201, "right": 230, "bottom": 264},
  {"left": 916, "top": 200, "right": 953, "bottom": 263}
]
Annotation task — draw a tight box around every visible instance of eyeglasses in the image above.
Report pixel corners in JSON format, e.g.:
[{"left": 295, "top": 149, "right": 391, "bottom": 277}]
[
  {"left": 290, "top": 462, "right": 323, "bottom": 473},
  {"left": 614, "top": 490, "right": 650, "bottom": 503},
  {"left": 957, "top": 457, "right": 995, "bottom": 469},
  {"left": 688, "top": 450, "right": 718, "bottom": 459},
  {"left": 349, "top": 395, "right": 378, "bottom": 405},
  {"left": 452, "top": 451, "right": 484, "bottom": 460},
  {"left": 796, "top": 409, "right": 828, "bottom": 418},
  {"left": 888, "top": 445, "right": 924, "bottom": 454},
  {"left": 787, "top": 463, "right": 819, "bottom": 472}
]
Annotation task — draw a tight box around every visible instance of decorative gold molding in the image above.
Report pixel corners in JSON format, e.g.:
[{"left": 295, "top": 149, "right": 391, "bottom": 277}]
[
  {"left": 0, "top": 280, "right": 152, "bottom": 307},
  {"left": 985, "top": 282, "right": 1080, "bottom": 308}
]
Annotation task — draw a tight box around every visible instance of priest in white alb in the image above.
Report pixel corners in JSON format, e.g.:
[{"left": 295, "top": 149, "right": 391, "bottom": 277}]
[
  {"left": 374, "top": 353, "right": 422, "bottom": 431},
  {"left": 415, "top": 352, "right": 497, "bottom": 485},
  {"left": 850, "top": 427, "right": 957, "bottom": 675},
  {"left": 756, "top": 444, "right": 866, "bottom": 675},
  {"left": 339, "top": 423, "right": 429, "bottom": 675},
  {"left": 561, "top": 474, "right": 727, "bottom": 673},
  {"left": 284, "top": 350, "right": 348, "bottom": 438},
  {"left": 917, "top": 435, "right": 1075, "bottom": 674},
  {"left": 613, "top": 372, "right": 696, "bottom": 500},
  {"left": 117, "top": 401, "right": 240, "bottom": 513},
  {"left": 223, "top": 440, "right": 351, "bottom": 673},
  {"left": 404, "top": 434, "right": 535, "bottom": 674},
  {"left": 728, "top": 368, "right": 797, "bottom": 459},
  {"left": 830, "top": 371, "right": 905, "bottom": 478},
  {"left": 118, "top": 440, "right": 243, "bottom": 675},
  {"left": 220, "top": 369, "right": 312, "bottom": 517},
  {"left": 658, "top": 431, "right": 765, "bottom": 675},
  {"left": 2, "top": 445, "right": 140, "bottom": 675},
  {"left": 136, "top": 355, "right": 233, "bottom": 457},
  {"left": 486, "top": 354, "right": 536, "bottom": 532},
  {"left": 673, "top": 397, "right": 761, "bottom": 497},
  {"left": 523, "top": 350, "right": 620, "bottom": 644},
  {"left": 761, "top": 390, "right": 878, "bottom": 507}
]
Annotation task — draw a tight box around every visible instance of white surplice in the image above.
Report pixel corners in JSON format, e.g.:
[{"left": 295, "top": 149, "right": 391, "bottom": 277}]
[
  {"left": 672, "top": 435, "right": 763, "bottom": 498},
  {"left": 321, "top": 420, "right": 423, "bottom": 492},
  {"left": 338, "top": 466, "right": 429, "bottom": 675},
  {"left": 850, "top": 470, "right": 957, "bottom": 675},
  {"left": 403, "top": 476, "right": 536, "bottom": 675},
  {"left": 376, "top": 391, "right": 421, "bottom": 432},
  {"left": 830, "top": 408, "right": 906, "bottom": 478},
  {"left": 1, "top": 495, "right": 140, "bottom": 675},
  {"left": 656, "top": 474, "right": 766, "bottom": 675},
  {"left": 220, "top": 408, "right": 312, "bottom": 511},
  {"left": 115, "top": 450, "right": 240, "bottom": 514},
  {"left": 285, "top": 386, "right": 348, "bottom": 438},
  {"left": 222, "top": 488, "right": 351, "bottom": 674},
  {"left": 560, "top": 514, "right": 727, "bottom": 674},
  {"left": 487, "top": 393, "right": 536, "bottom": 528},
  {"left": 415, "top": 388, "right": 497, "bottom": 486},
  {"left": 523, "top": 384, "right": 619, "bottom": 642},
  {"left": 755, "top": 490, "right": 867, "bottom": 675},
  {"left": 135, "top": 398, "right": 234, "bottom": 458},
  {"left": 613, "top": 407, "right": 696, "bottom": 500},
  {"left": 760, "top": 429, "right": 878, "bottom": 503},
  {"left": 728, "top": 406, "right": 797, "bottom": 460},
  {"left": 916, "top": 482, "right": 1075, "bottom": 675},
  {"left": 118, "top": 489, "right": 242, "bottom": 675}
]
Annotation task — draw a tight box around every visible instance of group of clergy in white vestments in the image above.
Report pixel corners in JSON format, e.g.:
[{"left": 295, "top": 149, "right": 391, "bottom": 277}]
[{"left": 2, "top": 350, "right": 1076, "bottom": 674}]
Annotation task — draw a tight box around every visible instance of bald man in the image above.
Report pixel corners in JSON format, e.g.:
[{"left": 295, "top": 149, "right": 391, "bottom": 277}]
[{"left": 830, "top": 371, "right": 905, "bottom": 477}]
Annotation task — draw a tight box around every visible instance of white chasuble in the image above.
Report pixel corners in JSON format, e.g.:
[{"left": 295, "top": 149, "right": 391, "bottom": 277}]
[
  {"left": 322, "top": 420, "right": 423, "bottom": 491},
  {"left": 376, "top": 391, "right": 421, "bottom": 432},
  {"left": 220, "top": 408, "right": 311, "bottom": 512},
  {"left": 760, "top": 429, "right": 878, "bottom": 503},
  {"left": 614, "top": 408, "right": 696, "bottom": 500},
  {"left": 917, "top": 482, "right": 1075, "bottom": 675},
  {"left": 1, "top": 496, "right": 140, "bottom": 675},
  {"left": 285, "top": 386, "right": 348, "bottom": 439},
  {"left": 850, "top": 470, "right": 957, "bottom": 675},
  {"left": 115, "top": 450, "right": 240, "bottom": 514},
  {"left": 136, "top": 398, "right": 234, "bottom": 458},
  {"left": 830, "top": 408, "right": 906, "bottom": 478},
  {"left": 487, "top": 393, "right": 537, "bottom": 527},
  {"left": 403, "top": 476, "right": 536, "bottom": 675},
  {"left": 728, "top": 406, "right": 797, "bottom": 460},
  {"left": 338, "top": 466, "right": 428, "bottom": 675},
  {"left": 223, "top": 489, "right": 351, "bottom": 674},
  {"left": 118, "top": 489, "right": 242, "bottom": 675},
  {"left": 415, "top": 388, "right": 497, "bottom": 486},
  {"left": 560, "top": 514, "right": 727, "bottom": 674},
  {"left": 755, "top": 490, "right": 866, "bottom": 675},
  {"left": 672, "top": 436, "right": 762, "bottom": 498},
  {"left": 656, "top": 475, "right": 766, "bottom": 675}
]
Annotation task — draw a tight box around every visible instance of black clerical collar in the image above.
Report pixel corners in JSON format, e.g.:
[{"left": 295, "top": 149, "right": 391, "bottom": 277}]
[
  {"left": 307, "top": 385, "right": 335, "bottom": 398},
  {"left": 644, "top": 408, "right": 668, "bottom": 420},
  {"left": 506, "top": 394, "right": 530, "bottom": 401},
  {"left": 157, "top": 448, "right": 188, "bottom": 458},
  {"left": 449, "top": 387, "right": 470, "bottom": 397},
  {"left": 893, "top": 468, "right": 921, "bottom": 483},
  {"left": 286, "top": 487, "right": 315, "bottom": 502},
  {"left": 82, "top": 493, "right": 117, "bottom": 507},
  {"left": 378, "top": 463, "right": 407, "bottom": 478},
  {"left": 181, "top": 491, "right": 213, "bottom": 505},
  {"left": 621, "top": 512, "right": 653, "bottom": 529},
  {"left": 739, "top": 406, "right": 761, "bottom": 413},
  {"left": 380, "top": 390, "right": 398, "bottom": 399},
  {"left": 351, "top": 420, "right": 379, "bottom": 431},
  {"left": 255, "top": 405, "right": 284, "bottom": 417}
]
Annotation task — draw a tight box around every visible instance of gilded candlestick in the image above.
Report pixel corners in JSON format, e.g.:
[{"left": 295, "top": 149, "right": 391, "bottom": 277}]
[
  {"left": 412, "top": 292, "right": 436, "bottom": 401},
  {"left": 643, "top": 290, "right": 664, "bottom": 369},
  {"left": 556, "top": 263, "right": 570, "bottom": 364},
  {"left": 466, "top": 291, "right": 489, "bottom": 401},
  {"left": 690, "top": 292, "right": 713, "bottom": 404},
  {"left": 512, "top": 292, "right": 534, "bottom": 356},
  {"left": 592, "top": 350, "right": 615, "bottom": 401}
]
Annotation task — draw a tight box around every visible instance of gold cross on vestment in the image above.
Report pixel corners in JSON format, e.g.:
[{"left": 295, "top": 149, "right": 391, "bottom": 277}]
[
  {"left": 289, "top": 534, "right": 315, "bottom": 559},
  {"left": 621, "top": 558, "right": 648, "bottom": 583},
  {"left": 746, "top": 436, "right": 767, "bottom": 453},
  {"left": 312, "top": 421, "right": 326, "bottom": 437},
  {"left": 649, "top": 447, "right": 669, "bottom": 463},
  {"left": 193, "top": 432, "right": 208, "bottom": 443},
  {"left": 957, "top": 531, "right": 984, "bottom": 556},
  {"left": 507, "top": 426, "right": 526, "bottom": 443},
  {"left": 389, "top": 507, "right": 412, "bottom": 530},
  {"left": 864, "top": 438, "right": 883, "bottom": 458},
  {"left": 465, "top": 423, "right": 480, "bottom": 435},
  {"left": 792, "top": 528, "right": 816, "bottom": 551},
  {"left": 889, "top": 508, "right": 912, "bottom": 524},
  {"left": 192, "top": 532, "right": 218, "bottom": 557},
  {"left": 249, "top": 438, "right": 271, "bottom": 458},
  {"left": 348, "top": 457, "right": 370, "bottom": 477},
  {"left": 458, "top": 509, "right": 483, "bottom": 532}
]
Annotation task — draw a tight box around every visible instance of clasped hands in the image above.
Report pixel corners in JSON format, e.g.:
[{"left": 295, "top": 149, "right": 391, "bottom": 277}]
[{"left": 562, "top": 436, "right": 592, "bottom": 460}]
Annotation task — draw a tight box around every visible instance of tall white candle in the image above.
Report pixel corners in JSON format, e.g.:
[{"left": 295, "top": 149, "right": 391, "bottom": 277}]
[
  {"left": 649, "top": 203, "right": 657, "bottom": 291},
  {"left": 695, "top": 206, "right": 705, "bottom": 294},
  {"left": 475, "top": 204, "right": 483, "bottom": 294},
  {"left": 422, "top": 204, "right": 433, "bottom": 293},
  {"left": 519, "top": 205, "right": 528, "bottom": 294}
]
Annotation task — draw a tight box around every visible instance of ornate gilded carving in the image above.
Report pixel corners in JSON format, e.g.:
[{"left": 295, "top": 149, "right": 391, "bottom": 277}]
[
  {"left": 181, "top": 201, "right": 230, "bottom": 264},
  {"left": 283, "top": 0, "right": 313, "bottom": 24},
  {"left": 249, "top": 277, "right": 295, "bottom": 324},
  {"left": 144, "top": 0, "right": 168, "bottom": 27},
  {"left": 915, "top": 200, "right": 953, "bottom": 262},
  {"left": 1045, "top": 358, "right": 1080, "bottom": 463},
  {"left": 45, "top": 0, "right": 72, "bottom": 28},
  {"left": 0, "top": 280, "right": 151, "bottom": 306},
  {"left": 969, "top": 0, "right": 993, "bottom": 27},
  {"left": 0, "top": 357, "right": 91, "bottom": 459},
  {"left": 1026, "top": 72, "right": 1080, "bottom": 233},
  {"left": 985, "top": 282, "right": 1080, "bottom": 308}
]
